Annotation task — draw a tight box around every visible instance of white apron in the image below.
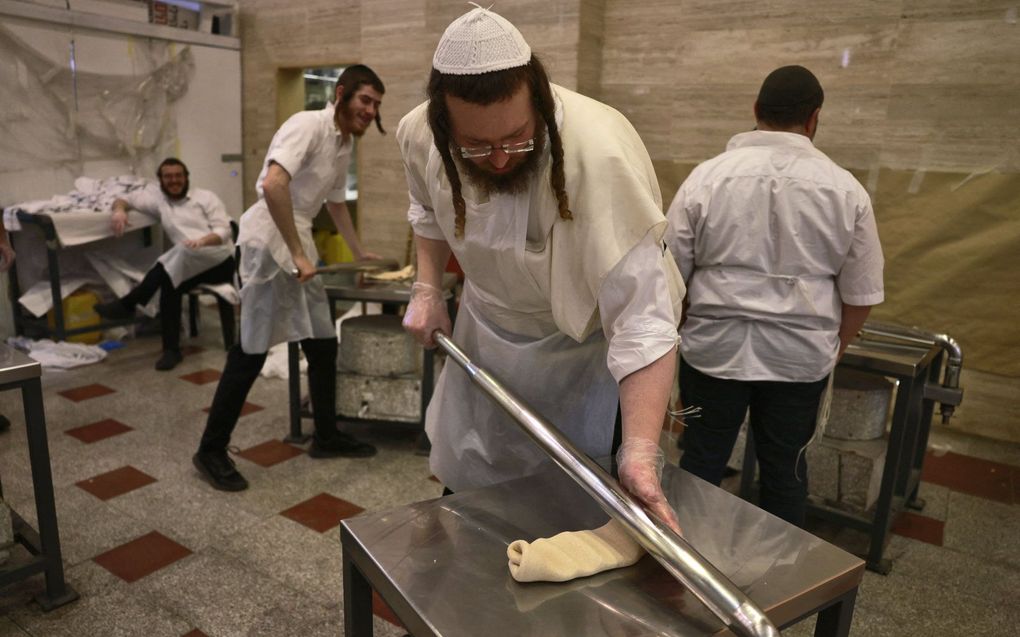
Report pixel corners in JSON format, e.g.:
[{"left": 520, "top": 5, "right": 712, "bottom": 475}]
[
  {"left": 236, "top": 201, "right": 333, "bottom": 354},
  {"left": 158, "top": 243, "right": 234, "bottom": 289},
  {"left": 427, "top": 191, "right": 619, "bottom": 492}
]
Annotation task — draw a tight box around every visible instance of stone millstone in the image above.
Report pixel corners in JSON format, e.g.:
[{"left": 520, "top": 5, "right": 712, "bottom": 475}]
[
  {"left": 339, "top": 314, "right": 421, "bottom": 377},
  {"left": 825, "top": 368, "right": 895, "bottom": 441}
]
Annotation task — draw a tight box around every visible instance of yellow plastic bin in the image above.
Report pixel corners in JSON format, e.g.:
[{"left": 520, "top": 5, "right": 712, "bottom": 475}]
[
  {"left": 323, "top": 233, "right": 354, "bottom": 264},
  {"left": 47, "top": 290, "right": 102, "bottom": 344}
]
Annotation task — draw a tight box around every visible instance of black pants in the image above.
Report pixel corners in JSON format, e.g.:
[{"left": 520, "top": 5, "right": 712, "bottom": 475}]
[
  {"left": 121, "top": 257, "right": 235, "bottom": 352},
  {"left": 678, "top": 357, "right": 828, "bottom": 527},
  {"left": 199, "top": 337, "right": 340, "bottom": 453}
]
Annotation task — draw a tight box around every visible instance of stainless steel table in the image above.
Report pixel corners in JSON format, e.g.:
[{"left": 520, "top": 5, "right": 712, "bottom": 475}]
[
  {"left": 341, "top": 464, "right": 864, "bottom": 636},
  {"left": 0, "top": 345, "right": 78, "bottom": 610},
  {"left": 284, "top": 273, "right": 457, "bottom": 445}
]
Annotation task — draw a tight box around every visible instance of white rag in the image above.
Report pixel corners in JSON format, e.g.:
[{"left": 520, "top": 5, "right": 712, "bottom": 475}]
[{"left": 6, "top": 336, "right": 107, "bottom": 369}]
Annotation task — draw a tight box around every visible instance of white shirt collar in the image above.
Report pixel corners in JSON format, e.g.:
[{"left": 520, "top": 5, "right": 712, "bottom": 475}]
[{"left": 726, "top": 129, "right": 817, "bottom": 153}]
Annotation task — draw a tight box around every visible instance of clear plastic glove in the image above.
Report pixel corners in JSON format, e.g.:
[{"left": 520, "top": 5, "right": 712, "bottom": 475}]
[
  {"left": 617, "top": 438, "right": 682, "bottom": 534},
  {"left": 402, "top": 282, "right": 451, "bottom": 348}
]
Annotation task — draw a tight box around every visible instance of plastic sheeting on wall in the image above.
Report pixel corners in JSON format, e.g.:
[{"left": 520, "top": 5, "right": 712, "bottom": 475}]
[{"left": 0, "top": 22, "right": 195, "bottom": 176}]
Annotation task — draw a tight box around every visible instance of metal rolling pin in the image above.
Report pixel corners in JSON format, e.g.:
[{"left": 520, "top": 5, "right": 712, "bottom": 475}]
[{"left": 433, "top": 331, "right": 780, "bottom": 637}]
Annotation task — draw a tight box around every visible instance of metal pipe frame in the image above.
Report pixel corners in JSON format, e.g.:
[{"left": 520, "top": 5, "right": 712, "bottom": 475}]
[
  {"left": 434, "top": 332, "right": 779, "bottom": 637},
  {"left": 858, "top": 321, "right": 963, "bottom": 422}
]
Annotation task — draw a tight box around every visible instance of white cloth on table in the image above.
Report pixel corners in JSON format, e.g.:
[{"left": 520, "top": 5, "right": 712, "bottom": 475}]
[
  {"left": 665, "top": 130, "right": 885, "bottom": 382},
  {"left": 236, "top": 101, "right": 352, "bottom": 354},
  {"left": 398, "top": 84, "right": 684, "bottom": 492},
  {"left": 2, "top": 176, "right": 149, "bottom": 246}
]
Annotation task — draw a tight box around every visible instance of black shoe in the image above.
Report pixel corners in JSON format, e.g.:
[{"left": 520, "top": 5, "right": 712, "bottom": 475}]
[
  {"left": 192, "top": 451, "right": 249, "bottom": 491},
  {"left": 93, "top": 300, "right": 133, "bottom": 320},
  {"left": 308, "top": 432, "right": 377, "bottom": 458},
  {"left": 155, "top": 349, "right": 183, "bottom": 371},
  {"left": 0, "top": 414, "right": 10, "bottom": 433}
]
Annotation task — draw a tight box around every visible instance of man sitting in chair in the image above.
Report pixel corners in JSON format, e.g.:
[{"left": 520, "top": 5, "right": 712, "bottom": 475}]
[{"left": 95, "top": 157, "right": 236, "bottom": 371}]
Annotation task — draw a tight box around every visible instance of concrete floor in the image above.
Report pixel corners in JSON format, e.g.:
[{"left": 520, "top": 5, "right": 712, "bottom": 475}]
[{"left": 1, "top": 315, "right": 1017, "bottom": 636}]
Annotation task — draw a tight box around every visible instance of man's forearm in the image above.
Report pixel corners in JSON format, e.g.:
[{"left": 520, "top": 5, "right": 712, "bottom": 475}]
[
  {"left": 618, "top": 347, "right": 676, "bottom": 444},
  {"left": 326, "top": 202, "right": 366, "bottom": 258},
  {"left": 838, "top": 303, "right": 872, "bottom": 359},
  {"left": 415, "top": 235, "right": 451, "bottom": 288},
  {"left": 263, "top": 179, "right": 304, "bottom": 259}
]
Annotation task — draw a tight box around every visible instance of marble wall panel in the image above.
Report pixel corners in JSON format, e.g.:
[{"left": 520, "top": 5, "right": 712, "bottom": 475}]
[
  {"left": 881, "top": 84, "right": 1020, "bottom": 172},
  {"left": 900, "top": 0, "right": 1019, "bottom": 21},
  {"left": 889, "top": 18, "right": 1020, "bottom": 85},
  {"left": 677, "top": 0, "right": 904, "bottom": 29}
]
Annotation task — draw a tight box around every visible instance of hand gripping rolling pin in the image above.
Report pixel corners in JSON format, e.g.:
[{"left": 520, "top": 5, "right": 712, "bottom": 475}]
[{"left": 433, "top": 331, "right": 781, "bottom": 637}]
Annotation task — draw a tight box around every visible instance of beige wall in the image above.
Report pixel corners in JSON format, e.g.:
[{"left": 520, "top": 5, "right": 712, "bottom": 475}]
[{"left": 239, "top": 0, "right": 1019, "bottom": 378}]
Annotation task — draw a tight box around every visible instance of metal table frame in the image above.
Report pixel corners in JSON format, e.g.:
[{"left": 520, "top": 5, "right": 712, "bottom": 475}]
[
  {"left": 341, "top": 465, "right": 863, "bottom": 637},
  {"left": 283, "top": 274, "right": 457, "bottom": 446},
  {"left": 0, "top": 346, "right": 79, "bottom": 610},
  {"left": 7, "top": 211, "right": 153, "bottom": 341},
  {"left": 739, "top": 338, "right": 945, "bottom": 574}
]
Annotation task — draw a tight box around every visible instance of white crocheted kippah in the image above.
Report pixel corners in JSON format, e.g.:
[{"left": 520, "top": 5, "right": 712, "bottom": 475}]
[{"left": 433, "top": 6, "right": 531, "bottom": 75}]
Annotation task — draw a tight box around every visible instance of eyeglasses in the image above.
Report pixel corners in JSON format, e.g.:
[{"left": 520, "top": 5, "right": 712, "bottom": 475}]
[{"left": 458, "top": 138, "right": 535, "bottom": 159}]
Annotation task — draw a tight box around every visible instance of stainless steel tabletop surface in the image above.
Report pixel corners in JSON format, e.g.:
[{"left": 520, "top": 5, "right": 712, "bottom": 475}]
[
  {"left": 342, "top": 464, "right": 864, "bottom": 636},
  {"left": 841, "top": 337, "right": 939, "bottom": 378},
  {"left": 0, "top": 344, "right": 41, "bottom": 385}
]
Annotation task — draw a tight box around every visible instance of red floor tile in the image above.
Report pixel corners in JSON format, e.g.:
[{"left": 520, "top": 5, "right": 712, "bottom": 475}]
[
  {"left": 181, "top": 346, "right": 205, "bottom": 356},
  {"left": 65, "top": 418, "right": 133, "bottom": 444},
  {"left": 76, "top": 466, "right": 157, "bottom": 501},
  {"left": 372, "top": 590, "right": 404, "bottom": 628},
  {"left": 236, "top": 440, "right": 304, "bottom": 467},
  {"left": 922, "top": 451, "right": 1017, "bottom": 505},
  {"left": 93, "top": 531, "right": 191, "bottom": 583},
  {"left": 58, "top": 383, "right": 115, "bottom": 402},
  {"left": 179, "top": 369, "right": 222, "bottom": 385},
  {"left": 181, "top": 631, "right": 208, "bottom": 637},
  {"left": 891, "top": 510, "right": 945, "bottom": 546},
  {"left": 202, "top": 402, "right": 263, "bottom": 417},
  {"left": 280, "top": 493, "right": 364, "bottom": 533}
]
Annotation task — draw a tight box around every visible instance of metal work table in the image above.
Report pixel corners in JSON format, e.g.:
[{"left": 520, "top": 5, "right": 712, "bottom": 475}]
[
  {"left": 284, "top": 272, "right": 457, "bottom": 444},
  {"left": 342, "top": 463, "right": 864, "bottom": 636},
  {"left": 740, "top": 330, "right": 957, "bottom": 574},
  {"left": 7, "top": 210, "right": 155, "bottom": 341},
  {"left": 0, "top": 345, "right": 78, "bottom": 610}
]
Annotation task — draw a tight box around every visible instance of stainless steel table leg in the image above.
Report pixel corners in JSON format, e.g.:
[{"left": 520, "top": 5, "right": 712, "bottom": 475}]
[
  {"left": 343, "top": 543, "right": 374, "bottom": 637},
  {"left": 21, "top": 377, "right": 79, "bottom": 610},
  {"left": 813, "top": 587, "right": 858, "bottom": 637}
]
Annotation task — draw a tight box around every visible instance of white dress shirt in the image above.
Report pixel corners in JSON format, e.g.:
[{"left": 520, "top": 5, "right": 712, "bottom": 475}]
[
  {"left": 233, "top": 102, "right": 351, "bottom": 353},
  {"left": 123, "top": 184, "right": 234, "bottom": 287},
  {"left": 398, "top": 84, "right": 682, "bottom": 490},
  {"left": 666, "top": 130, "right": 884, "bottom": 382}
]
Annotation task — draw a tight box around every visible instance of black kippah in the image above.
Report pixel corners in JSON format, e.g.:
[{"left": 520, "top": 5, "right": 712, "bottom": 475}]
[{"left": 757, "top": 65, "right": 823, "bottom": 107}]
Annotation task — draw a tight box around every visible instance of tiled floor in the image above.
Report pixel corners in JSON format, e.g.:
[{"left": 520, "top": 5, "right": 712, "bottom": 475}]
[{"left": 1, "top": 316, "right": 1018, "bottom": 636}]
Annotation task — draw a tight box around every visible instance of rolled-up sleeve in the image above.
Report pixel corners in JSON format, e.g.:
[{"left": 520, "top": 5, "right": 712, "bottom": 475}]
[
  {"left": 407, "top": 190, "right": 443, "bottom": 241},
  {"left": 264, "top": 114, "right": 316, "bottom": 181},
  {"left": 122, "top": 186, "right": 161, "bottom": 220},
  {"left": 837, "top": 198, "right": 885, "bottom": 307},
  {"left": 598, "top": 230, "right": 679, "bottom": 382}
]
